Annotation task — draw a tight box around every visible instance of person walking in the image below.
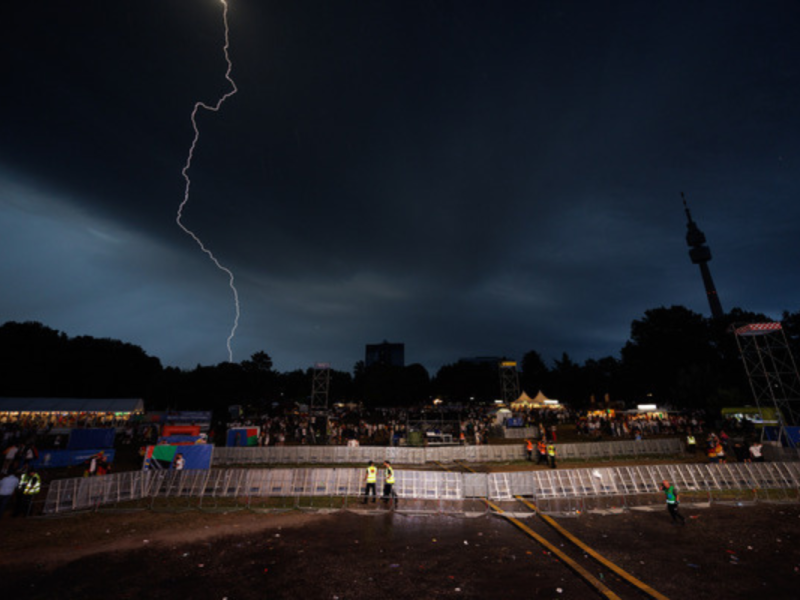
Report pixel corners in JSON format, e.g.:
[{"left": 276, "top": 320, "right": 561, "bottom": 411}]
[
  {"left": 661, "top": 479, "right": 685, "bottom": 525},
  {"left": 2, "top": 443, "right": 19, "bottom": 474},
  {"left": 362, "top": 460, "right": 377, "bottom": 503},
  {"left": 14, "top": 469, "right": 41, "bottom": 517},
  {"left": 174, "top": 453, "right": 185, "bottom": 470},
  {"left": 0, "top": 472, "right": 19, "bottom": 517},
  {"left": 525, "top": 439, "right": 534, "bottom": 461},
  {"left": 749, "top": 441, "right": 765, "bottom": 462},
  {"left": 382, "top": 460, "right": 398, "bottom": 508},
  {"left": 20, "top": 443, "right": 38, "bottom": 470},
  {"left": 547, "top": 443, "right": 557, "bottom": 469}
]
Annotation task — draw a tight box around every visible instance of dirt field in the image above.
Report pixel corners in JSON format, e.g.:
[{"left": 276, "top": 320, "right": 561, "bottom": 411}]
[{"left": 1, "top": 502, "right": 799, "bottom": 600}]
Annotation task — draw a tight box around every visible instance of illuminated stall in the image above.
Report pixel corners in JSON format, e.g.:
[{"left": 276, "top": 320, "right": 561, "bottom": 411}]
[{"left": 0, "top": 397, "right": 144, "bottom": 428}]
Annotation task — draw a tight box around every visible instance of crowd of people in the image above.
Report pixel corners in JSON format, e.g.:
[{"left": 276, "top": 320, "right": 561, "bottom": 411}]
[
  {"left": 227, "top": 404, "right": 505, "bottom": 447},
  {"left": 0, "top": 411, "right": 130, "bottom": 432},
  {"left": 1, "top": 430, "right": 44, "bottom": 518},
  {"left": 702, "top": 430, "right": 765, "bottom": 464},
  {"left": 572, "top": 410, "right": 709, "bottom": 440}
]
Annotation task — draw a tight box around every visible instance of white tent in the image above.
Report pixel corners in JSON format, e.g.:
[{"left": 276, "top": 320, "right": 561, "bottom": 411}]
[{"left": 510, "top": 390, "right": 560, "bottom": 410}]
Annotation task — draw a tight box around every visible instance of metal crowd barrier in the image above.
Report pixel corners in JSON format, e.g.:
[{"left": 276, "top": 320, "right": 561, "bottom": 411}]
[
  {"left": 503, "top": 427, "right": 540, "bottom": 439},
  {"left": 488, "top": 461, "right": 800, "bottom": 502},
  {"left": 42, "top": 461, "right": 800, "bottom": 515},
  {"left": 212, "top": 438, "right": 683, "bottom": 466}
]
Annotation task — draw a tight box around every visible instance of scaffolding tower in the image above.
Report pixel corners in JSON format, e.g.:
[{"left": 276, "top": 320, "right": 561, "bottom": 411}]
[
  {"left": 309, "top": 362, "right": 331, "bottom": 444},
  {"left": 734, "top": 322, "right": 800, "bottom": 447},
  {"left": 499, "top": 361, "right": 520, "bottom": 406}
]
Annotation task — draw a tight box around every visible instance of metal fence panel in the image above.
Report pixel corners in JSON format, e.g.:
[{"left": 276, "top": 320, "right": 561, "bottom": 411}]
[
  {"left": 211, "top": 438, "right": 689, "bottom": 467},
  {"left": 43, "top": 460, "right": 800, "bottom": 515}
]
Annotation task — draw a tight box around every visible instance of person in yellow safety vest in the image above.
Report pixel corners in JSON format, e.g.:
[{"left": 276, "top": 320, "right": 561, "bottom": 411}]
[
  {"left": 362, "top": 460, "right": 377, "bottom": 504},
  {"left": 537, "top": 440, "right": 548, "bottom": 465},
  {"left": 382, "top": 460, "right": 398, "bottom": 508},
  {"left": 547, "top": 443, "right": 557, "bottom": 469},
  {"left": 15, "top": 469, "right": 41, "bottom": 517},
  {"left": 686, "top": 434, "right": 697, "bottom": 454},
  {"left": 525, "top": 439, "right": 534, "bottom": 461}
]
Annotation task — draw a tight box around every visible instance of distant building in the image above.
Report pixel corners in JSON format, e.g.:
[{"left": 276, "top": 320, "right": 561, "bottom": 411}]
[{"left": 365, "top": 341, "right": 405, "bottom": 368}]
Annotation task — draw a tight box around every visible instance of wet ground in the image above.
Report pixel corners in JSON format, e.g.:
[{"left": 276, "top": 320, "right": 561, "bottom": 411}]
[{"left": 1, "top": 502, "right": 799, "bottom": 599}]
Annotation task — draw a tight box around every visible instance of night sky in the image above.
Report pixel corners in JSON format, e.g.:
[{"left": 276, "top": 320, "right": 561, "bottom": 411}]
[{"left": 2, "top": 1, "right": 799, "bottom": 374}]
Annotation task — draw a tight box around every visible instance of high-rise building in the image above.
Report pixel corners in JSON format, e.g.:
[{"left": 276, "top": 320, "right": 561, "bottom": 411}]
[
  {"left": 365, "top": 341, "right": 405, "bottom": 368},
  {"left": 683, "top": 192, "right": 724, "bottom": 319}
]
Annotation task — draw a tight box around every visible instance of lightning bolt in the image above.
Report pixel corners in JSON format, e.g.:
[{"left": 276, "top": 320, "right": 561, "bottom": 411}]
[{"left": 176, "top": 0, "right": 239, "bottom": 363}]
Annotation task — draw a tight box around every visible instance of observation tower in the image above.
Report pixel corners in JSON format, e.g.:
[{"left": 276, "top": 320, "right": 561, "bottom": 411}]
[{"left": 683, "top": 192, "right": 724, "bottom": 319}]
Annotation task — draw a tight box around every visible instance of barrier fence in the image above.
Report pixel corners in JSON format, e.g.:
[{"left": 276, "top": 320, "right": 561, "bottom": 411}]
[
  {"left": 502, "top": 427, "right": 540, "bottom": 439},
  {"left": 211, "top": 438, "right": 684, "bottom": 466},
  {"left": 43, "top": 460, "right": 800, "bottom": 515}
]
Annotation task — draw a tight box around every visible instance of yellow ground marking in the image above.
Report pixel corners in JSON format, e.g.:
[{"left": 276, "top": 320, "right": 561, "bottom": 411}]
[
  {"left": 485, "top": 499, "right": 622, "bottom": 599},
  {"left": 515, "top": 496, "right": 669, "bottom": 600}
]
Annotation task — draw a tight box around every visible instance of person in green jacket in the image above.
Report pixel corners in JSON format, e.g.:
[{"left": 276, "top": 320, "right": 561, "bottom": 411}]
[{"left": 661, "top": 479, "right": 685, "bottom": 525}]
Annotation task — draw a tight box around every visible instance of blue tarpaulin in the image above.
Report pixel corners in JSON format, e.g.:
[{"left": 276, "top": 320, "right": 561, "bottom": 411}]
[
  {"left": 68, "top": 428, "right": 116, "bottom": 450},
  {"left": 32, "top": 449, "right": 116, "bottom": 469},
  {"left": 763, "top": 426, "right": 800, "bottom": 446}
]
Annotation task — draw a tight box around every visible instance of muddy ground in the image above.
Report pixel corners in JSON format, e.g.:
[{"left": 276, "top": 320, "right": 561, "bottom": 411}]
[{"left": 1, "top": 502, "right": 799, "bottom": 600}]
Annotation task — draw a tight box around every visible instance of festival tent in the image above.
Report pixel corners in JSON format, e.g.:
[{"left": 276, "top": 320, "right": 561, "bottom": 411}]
[
  {"left": 510, "top": 391, "right": 536, "bottom": 410},
  {"left": 492, "top": 408, "right": 512, "bottom": 425},
  {"left": 510, "top": 391, "right": 560, "bottom": 410}
]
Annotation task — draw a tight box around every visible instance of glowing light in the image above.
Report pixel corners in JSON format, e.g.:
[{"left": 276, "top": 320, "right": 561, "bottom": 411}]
[{"left": 176, "top": 0, "right": 239, "bottom": 362}]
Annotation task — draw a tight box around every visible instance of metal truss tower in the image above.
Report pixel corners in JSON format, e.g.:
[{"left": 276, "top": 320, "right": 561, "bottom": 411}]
[
  {"left": 309, "top": 362, "right": 331, "bottom": 444},
  {"left": 734, "top": 323, "right": 800, "bottom": 446},
  {"left": 499, "top": 361, "right": 521, "bottom": 405}
]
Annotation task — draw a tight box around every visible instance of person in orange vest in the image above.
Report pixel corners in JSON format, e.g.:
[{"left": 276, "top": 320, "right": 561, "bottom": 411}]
[
  {"left": 714, "top": 442, "right": 726, "bottom": 463},
  {"left": 707, "top": 444, "right": 718, "bottom": 464},
  {"left": 525, "top": 439, "right": 534, "bottom": 461},
  {"left": 537, "top": 440, "right": 548, "bottom": 465}
]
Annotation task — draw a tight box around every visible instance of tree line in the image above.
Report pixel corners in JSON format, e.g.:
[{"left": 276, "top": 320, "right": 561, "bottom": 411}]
[{"left": 1, "top": 305, "right": 798, "bottom": 413}]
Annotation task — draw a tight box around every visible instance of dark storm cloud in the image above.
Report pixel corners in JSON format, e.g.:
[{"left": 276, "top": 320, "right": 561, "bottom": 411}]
[{"left": 2, "top": 1, "right": 799, "bottom": 372}]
